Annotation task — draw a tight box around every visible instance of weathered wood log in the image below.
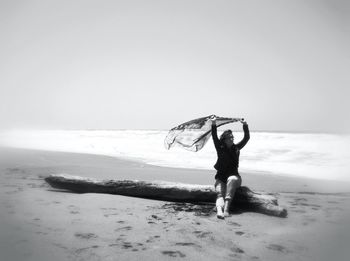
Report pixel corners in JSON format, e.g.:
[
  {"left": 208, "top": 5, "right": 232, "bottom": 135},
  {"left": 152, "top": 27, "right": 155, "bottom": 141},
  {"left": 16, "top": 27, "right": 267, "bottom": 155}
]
[{"left": 45, "top": 174, "right": 287, "bottom": 218}]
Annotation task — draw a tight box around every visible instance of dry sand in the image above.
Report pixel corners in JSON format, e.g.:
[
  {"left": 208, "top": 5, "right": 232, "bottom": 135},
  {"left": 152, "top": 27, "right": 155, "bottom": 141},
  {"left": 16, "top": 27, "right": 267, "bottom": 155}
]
[{"left": 1, "top": 147, "right": 350, "bottom": 261}]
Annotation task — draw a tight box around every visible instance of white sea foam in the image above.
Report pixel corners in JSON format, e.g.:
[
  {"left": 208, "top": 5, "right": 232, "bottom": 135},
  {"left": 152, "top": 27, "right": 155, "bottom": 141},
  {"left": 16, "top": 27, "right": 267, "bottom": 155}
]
[{"left": 1, "top": 129, "right": 349, "bottom": 181}]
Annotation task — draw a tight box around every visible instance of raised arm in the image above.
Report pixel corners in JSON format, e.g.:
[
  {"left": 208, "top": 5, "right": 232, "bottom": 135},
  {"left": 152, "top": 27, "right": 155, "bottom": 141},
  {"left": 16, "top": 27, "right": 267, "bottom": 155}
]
[
  {"left": 236, "top": 121, "right": 250, "bottom": 149},
  {"left": 210, "top": 118, "right": 220, "bottom": 150}
]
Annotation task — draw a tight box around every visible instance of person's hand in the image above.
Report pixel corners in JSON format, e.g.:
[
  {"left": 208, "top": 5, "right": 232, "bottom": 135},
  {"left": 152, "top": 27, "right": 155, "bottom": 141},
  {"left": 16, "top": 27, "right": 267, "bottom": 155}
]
[
  {"left": 240, "top": 119, "right": 248, "bottom": 125},
  {"left": 209, "top": 115, "right": 217, "bottom": 120},
  {"left": 209, "top": 115, "right": 217, "bottom": 125}
]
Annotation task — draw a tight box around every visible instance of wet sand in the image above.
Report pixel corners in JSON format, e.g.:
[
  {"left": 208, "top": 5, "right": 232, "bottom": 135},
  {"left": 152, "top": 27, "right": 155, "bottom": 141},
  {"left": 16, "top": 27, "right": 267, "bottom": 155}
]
[{"left": 1, "top": 148, "right": 349, "bottom": 261}]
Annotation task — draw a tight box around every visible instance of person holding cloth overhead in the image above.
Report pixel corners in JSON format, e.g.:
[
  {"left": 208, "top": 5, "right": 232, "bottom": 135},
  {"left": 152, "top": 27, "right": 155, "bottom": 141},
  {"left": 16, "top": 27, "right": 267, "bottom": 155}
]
[{"left": 210, "top": 115, "right": 250, "bottom": 219}]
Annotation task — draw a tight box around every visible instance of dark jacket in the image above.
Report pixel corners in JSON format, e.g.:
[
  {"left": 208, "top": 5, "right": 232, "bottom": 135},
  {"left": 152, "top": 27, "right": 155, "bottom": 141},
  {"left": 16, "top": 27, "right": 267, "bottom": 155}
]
[{"left": 212, "top": 123, "right": 250, "bottom": 183}]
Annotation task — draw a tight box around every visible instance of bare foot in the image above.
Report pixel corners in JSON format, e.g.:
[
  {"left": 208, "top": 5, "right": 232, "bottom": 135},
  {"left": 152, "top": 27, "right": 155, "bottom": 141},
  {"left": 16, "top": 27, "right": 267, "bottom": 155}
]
[
  {"left": 224, "top": 199, "right": 231, "bottom": 217},
  {"left": 217, "top": 207, "right": 225, "bottom": 219},
  {"left": 217, "top": 214, "right": 225, "bottom": 219}
]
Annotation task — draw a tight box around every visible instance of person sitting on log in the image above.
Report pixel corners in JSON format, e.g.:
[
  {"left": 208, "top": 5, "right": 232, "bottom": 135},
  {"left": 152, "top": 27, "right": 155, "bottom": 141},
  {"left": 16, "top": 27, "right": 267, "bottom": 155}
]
[{"left": 210, "top": 115, "right": 250, "bottom": 219}]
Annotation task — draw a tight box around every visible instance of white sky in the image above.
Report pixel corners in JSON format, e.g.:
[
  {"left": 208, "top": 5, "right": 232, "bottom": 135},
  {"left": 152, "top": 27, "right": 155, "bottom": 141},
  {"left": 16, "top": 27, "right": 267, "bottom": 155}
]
[{"left": 1, "top": 0, "right": 349, "bottom": 132}]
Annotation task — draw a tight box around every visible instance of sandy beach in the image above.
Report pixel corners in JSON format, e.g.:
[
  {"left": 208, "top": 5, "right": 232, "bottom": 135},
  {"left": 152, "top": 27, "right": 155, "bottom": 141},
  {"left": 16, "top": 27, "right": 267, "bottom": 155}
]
[
  {"left": 2, "top": 0, "right": 349, "bottom": 260},
  {"left": 1, "top": 147, "right": 349, "bottom": 261}
]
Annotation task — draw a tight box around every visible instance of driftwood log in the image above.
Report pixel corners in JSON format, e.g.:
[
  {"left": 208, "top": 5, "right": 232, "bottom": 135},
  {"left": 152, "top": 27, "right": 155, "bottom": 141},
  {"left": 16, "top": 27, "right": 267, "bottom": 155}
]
[{"left": 45, "top": 174, "right": 287, "bottom": 218}]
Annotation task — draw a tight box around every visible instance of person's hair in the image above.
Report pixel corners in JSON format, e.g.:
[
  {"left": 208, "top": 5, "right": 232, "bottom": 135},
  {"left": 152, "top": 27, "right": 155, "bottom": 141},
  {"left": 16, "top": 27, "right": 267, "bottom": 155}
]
[{"left": 220, "top": 130, "right": 233, "bottom": 143}]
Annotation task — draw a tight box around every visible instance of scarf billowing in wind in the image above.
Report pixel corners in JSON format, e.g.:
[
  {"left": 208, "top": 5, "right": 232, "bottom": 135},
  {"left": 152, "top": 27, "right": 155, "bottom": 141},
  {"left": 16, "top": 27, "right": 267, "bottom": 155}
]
[{"left": 164, "top": 115, "right": 243, "bottom": 152}]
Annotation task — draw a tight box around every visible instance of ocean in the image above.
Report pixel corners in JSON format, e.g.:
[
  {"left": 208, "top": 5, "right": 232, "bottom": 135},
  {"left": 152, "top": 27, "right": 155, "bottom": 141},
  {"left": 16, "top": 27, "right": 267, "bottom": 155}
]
[{"left": 1, "top": 129, "right": 349, "bottom": 181}]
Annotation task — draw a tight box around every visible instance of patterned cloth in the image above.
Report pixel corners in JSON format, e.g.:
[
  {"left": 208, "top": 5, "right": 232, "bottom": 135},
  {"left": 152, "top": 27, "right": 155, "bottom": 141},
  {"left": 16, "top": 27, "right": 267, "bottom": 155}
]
[{"left": 164, "top": 115, "right": 243, "bottom": 152}]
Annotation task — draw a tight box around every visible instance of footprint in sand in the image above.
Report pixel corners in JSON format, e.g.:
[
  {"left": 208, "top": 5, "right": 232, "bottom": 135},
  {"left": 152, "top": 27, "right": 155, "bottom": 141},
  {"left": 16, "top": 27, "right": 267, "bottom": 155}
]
[
  {"left": 147, "top": 214, "right": 162, "bottom": 224},
  {"left": 267, "top": 244, "right": 290, "bottom": 253},
  {"left": 122, "top": 242, "right": 142, "bottom": 251},
  {"left": 231, "top": 246, "right": 245, "bottom": 254},
  {"left": 161, "top": 250, "right": 186, "bottom": 258},
  {"left": 146, "top": 235, "right": 160, "bottom": 243},
  {"left": 114, "top": 226, "right": 132, "bottom": 232},
  {"left": 104, "top": 213, "right": 119, "bottom": 217},
  {"left": 75, "top": 245, "right": 99, "bottom": 254},
  {"left": 193, "top": 230, "right": 212, "bottom": 238},
  {"left": 301, "top": 203, "right": 321, "bottom": 208},
  {"left": 110, "top": 241, "right": 146, "bottom": 252},
  {"left": 52, "top": 243, "right": 68, "bottom": 250},
  {"left": 101, "top": 207, "right": 118, "bottom": 210},
  {"left": 227, "top": 221, "right": 242, "bottom": 227},
  {"left": 175, "top": 242, "right": 201, "bottom": 247},
  {"left": 101, "top": 207, "right": 119, "bottom": 217},
  {"left": 136, "top": 244, "right": 146, "bottom": 252},
  {"left": 36, "top": 231, "right": 48, "bottom": 235},
  {"left": 115, "top": 234, "right": 127, "bottom": 242},
  {"left": 151, "top": 214, "right": 162, "bottom": 220},
  {"left": 291, "top": 198, "right": 321, "bottom": 209},
  {"left": 121, "top": 241, "right": 133, "bottom": 249},
  {"left": 68, "top": 205, "right": 80, "bottom": 215},
  {"left": 74, "top": 232, "right": 98, "bottom": 240}
]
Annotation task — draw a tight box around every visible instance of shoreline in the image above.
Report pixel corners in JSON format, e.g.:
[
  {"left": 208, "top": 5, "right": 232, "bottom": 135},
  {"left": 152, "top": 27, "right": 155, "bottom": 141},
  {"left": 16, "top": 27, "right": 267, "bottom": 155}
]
[{"left": 1, "top": 147, "right": 349, "bottom": 193}]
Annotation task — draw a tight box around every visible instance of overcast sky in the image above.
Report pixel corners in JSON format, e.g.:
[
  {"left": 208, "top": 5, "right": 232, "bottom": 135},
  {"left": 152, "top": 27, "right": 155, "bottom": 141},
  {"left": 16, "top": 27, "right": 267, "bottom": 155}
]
[{"left": 1, "top": 0, "right": 349, "bottom": 132}]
